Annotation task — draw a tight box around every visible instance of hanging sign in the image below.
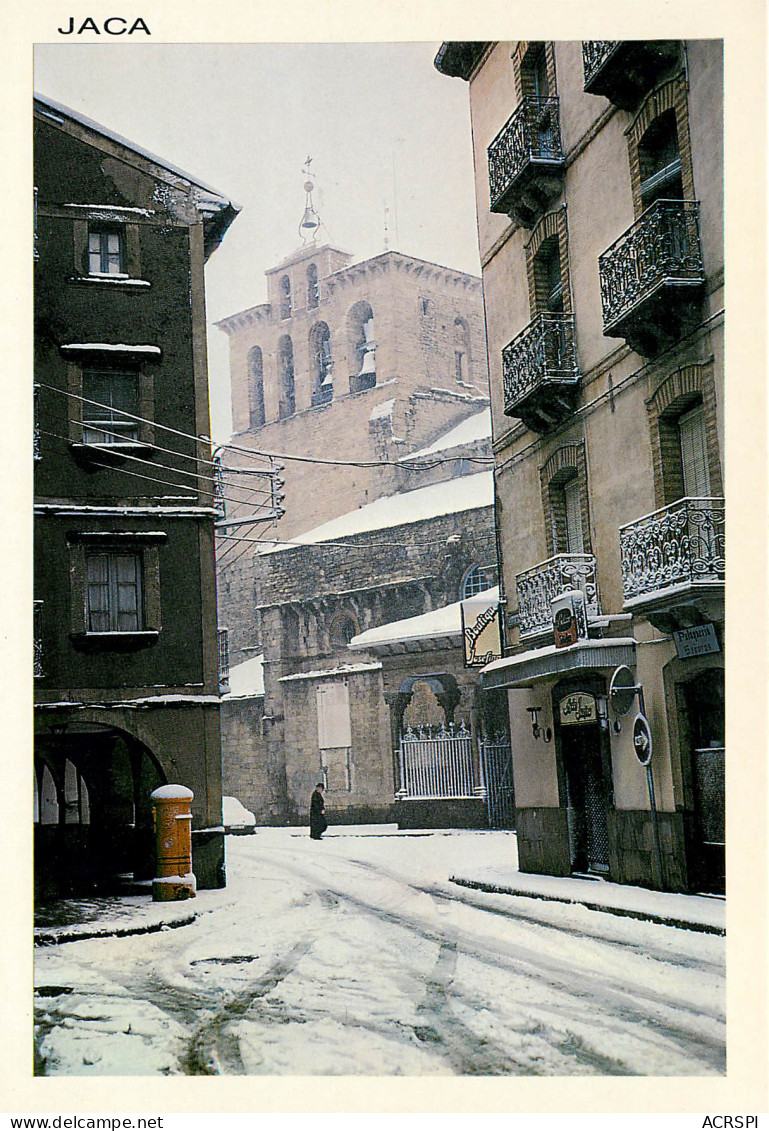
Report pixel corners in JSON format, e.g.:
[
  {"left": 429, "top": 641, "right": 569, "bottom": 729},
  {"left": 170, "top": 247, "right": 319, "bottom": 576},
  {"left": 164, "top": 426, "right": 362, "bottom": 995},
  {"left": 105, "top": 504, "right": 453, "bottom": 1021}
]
[
  {"left": 559, "top": 692, "right": 597, "bottom": 726},
  {"left": 552, "top": 590, "right": 587, "bottom": 649},
  {"left": 462, "top": 596, "right": 502, "bottom": 667}
]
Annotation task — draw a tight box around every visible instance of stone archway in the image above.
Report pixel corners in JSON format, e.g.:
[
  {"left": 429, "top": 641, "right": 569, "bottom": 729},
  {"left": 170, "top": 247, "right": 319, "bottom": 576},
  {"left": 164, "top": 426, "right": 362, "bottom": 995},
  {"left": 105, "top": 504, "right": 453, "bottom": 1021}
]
[
  {"left": 393, "top": 673, "right": 462, "bottom": 738},
  {"left": 34, "top": 719, "right": 166, "bottom": 898}
]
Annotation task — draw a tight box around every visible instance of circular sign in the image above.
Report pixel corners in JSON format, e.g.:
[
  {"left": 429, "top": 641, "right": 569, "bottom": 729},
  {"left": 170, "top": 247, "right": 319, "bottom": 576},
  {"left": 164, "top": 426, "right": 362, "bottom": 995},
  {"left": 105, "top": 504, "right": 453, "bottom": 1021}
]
[
  {"left": 609, "top": 665, "right": 637, "bottom": 717},
  {"left": 632, "top": 713, "right": 653, "bottom": 766}
]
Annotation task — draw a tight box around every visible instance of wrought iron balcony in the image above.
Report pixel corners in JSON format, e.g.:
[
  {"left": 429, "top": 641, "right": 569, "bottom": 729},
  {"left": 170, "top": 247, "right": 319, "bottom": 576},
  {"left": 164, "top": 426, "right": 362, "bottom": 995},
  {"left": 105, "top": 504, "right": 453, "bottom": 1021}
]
[
  {"left": 598, "top": 199, "right": 705, "bottom": 356},
  {"left": 488, "top": 97, "right": 564, "bottom": 226},
  {"left": 515, "top": 554, "right": 600, "bottom": 642},
  {"left": 582, "top": 41, "right": 680, "bottom": 109},
  {"left": 502, "top": 312, "right": 580, "bottom": 432},
  {"left": 620, "top": 497, "right": 725, "bottom": 616}
]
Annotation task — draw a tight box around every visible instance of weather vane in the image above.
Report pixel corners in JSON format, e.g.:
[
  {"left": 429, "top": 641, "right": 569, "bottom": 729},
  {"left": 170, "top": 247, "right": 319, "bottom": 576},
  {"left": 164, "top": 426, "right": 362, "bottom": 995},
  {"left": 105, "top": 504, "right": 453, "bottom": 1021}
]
[{"left": 299, "top": 156, "right": 321, "bottom": 244}]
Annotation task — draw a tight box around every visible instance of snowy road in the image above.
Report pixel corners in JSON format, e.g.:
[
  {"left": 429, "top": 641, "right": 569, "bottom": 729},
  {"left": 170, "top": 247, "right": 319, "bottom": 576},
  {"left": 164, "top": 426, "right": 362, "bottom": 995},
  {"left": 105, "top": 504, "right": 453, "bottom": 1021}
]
[{"left": 34, "top": 829, "right": 726, "bottom": 1077}]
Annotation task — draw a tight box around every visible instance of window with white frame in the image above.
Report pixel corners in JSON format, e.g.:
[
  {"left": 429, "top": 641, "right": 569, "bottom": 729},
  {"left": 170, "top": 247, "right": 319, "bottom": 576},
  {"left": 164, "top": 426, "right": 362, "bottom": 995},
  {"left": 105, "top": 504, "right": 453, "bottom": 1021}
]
[
  {"left": 461, "top": 563, "right": 499, "bottom": 600},
  {"left": 88, "top": 224, "right": 126, "bottom": 276},
  {"left": 81, "top": 366, "right": 140, "bottom": 444}
]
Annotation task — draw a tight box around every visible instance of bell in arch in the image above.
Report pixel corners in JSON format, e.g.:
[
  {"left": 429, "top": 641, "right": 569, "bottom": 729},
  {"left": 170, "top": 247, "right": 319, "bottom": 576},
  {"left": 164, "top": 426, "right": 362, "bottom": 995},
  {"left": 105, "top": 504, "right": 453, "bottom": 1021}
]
[{"left": 358, "top": 317, "right": 376, "bottom": 377}]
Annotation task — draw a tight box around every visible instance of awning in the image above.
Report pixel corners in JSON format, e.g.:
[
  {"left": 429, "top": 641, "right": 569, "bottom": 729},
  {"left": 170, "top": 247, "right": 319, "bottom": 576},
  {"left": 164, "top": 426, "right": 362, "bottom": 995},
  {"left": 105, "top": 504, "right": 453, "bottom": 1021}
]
[{"left": 481, "top": 638, "right": 637, "bottom": 690}]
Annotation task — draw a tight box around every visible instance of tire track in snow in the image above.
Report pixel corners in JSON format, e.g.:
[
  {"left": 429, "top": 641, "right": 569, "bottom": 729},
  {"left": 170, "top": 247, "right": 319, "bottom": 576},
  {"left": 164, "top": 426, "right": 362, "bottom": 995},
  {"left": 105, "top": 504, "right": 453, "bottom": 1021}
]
[{"left": 260, "top": 852, "right": 725, "bottom": 1074}]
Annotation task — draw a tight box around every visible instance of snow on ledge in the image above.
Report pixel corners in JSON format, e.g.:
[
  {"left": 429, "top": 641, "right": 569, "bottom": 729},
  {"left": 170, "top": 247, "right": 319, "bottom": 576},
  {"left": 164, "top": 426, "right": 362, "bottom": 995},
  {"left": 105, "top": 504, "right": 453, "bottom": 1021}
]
[
  {"left": 61, "top": 342, "right": 162, "bottom": 354},
  {"left": 278, "top": 662, "right": 382, "bottom": 683}
]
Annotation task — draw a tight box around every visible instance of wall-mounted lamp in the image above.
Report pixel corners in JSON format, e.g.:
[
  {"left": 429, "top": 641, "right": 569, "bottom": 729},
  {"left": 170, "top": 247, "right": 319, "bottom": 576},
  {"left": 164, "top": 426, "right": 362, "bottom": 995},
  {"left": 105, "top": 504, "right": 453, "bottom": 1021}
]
[
  {"left": 526, "top": 706, "right": 552, "bottom": 743},
  {"left": 596, "top": 696, "right": 609, "bottom": 731}
]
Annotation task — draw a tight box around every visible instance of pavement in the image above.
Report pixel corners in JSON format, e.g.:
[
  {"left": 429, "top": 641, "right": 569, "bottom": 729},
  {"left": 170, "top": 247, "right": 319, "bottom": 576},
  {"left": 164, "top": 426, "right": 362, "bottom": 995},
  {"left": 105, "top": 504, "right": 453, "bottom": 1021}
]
[{"left": 34, "top": 829, "right": 726, "bottom": 944}]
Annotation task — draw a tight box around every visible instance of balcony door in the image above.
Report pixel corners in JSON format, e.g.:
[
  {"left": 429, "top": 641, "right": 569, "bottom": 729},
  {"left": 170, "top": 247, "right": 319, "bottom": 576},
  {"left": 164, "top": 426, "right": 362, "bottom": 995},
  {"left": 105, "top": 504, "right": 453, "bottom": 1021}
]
[{"left": 679, "top": 403, "right": 711, "bottom": 497}]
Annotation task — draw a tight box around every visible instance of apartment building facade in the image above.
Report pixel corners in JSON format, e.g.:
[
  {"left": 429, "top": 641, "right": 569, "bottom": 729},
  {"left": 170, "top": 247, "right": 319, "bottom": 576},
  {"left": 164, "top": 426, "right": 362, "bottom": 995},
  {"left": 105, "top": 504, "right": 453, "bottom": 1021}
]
[
  {"left": 436, "top": 41, "right": 724, "bottom": 892},
  {"left": 33, "top": 95, "right": 239, "bottom": 897}
]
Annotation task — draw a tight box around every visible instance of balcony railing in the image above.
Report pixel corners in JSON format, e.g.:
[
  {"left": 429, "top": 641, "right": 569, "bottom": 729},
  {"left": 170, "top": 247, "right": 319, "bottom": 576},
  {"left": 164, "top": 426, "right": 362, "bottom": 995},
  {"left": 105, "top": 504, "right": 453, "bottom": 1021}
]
[
  {"left": 488, "top": 97, "right": 564, "bottom": 220},
  {"left": 598, "top": 199, "right": 705, "bottom": 352},
  {"left": 620, "top": 497, "right": 725, "bottom": 606},
  {"left": 502, "top": 313, "right": 580, "bottom": 430},
  {"left": 582, "top": 41, "right": 620, "bottom": 86},
  {"left": 582, "top": 41, "right": 680, "bottom": 108},
  {"left": 515, "top": 554, "right": 600, "bottom": 641}
]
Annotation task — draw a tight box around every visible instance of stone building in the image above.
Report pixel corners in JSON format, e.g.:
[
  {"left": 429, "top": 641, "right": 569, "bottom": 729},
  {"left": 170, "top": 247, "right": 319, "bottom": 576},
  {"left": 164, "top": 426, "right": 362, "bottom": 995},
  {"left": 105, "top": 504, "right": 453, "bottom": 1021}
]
[
  {"left": 215, "top": 227, "right": 490, "bottom": 667},
  {"left": 221, "top": 468, "right": 503, "bottom": 826},
  {"left": 436, "top": 40, "right": 724, "bottom": 892},
  {"left": 33, "top": 95, "right": 243, "bottom": 896}
]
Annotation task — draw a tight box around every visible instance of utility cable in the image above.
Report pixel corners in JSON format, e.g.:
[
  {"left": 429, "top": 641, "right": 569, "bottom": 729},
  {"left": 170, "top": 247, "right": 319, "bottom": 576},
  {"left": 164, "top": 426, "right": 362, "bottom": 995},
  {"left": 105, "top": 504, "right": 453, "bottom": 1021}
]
[{"left": 40, "top": 382, "right": 494, "bottom": 472}]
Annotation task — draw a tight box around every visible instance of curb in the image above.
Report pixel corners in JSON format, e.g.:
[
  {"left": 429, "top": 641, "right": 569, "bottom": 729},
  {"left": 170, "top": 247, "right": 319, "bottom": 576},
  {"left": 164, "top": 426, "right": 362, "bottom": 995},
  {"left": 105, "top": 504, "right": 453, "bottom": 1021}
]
[
  {"left": 449, "top": 876, "right": 726, "bottom": 936},
  {"left": 34, "top": 911, "right": 197, "bottom": 947}
]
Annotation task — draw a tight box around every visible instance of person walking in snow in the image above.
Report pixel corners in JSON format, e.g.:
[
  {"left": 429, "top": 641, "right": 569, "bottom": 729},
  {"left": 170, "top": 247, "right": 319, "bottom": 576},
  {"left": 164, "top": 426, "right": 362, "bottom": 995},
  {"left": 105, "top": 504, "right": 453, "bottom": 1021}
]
[{"left": 309, "top": 783, "right": 328, "bottom": 840}]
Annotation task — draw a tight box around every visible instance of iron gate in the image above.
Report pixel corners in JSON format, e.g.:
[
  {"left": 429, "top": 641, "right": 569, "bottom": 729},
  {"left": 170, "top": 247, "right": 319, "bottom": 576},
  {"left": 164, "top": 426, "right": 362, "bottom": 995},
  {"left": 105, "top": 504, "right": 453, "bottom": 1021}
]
[
  {"left": 479, "top": 735, "right": 516, "bottom": 828},
  {"left": 397, "top": 722, "right": 476, "bottom": 798}
]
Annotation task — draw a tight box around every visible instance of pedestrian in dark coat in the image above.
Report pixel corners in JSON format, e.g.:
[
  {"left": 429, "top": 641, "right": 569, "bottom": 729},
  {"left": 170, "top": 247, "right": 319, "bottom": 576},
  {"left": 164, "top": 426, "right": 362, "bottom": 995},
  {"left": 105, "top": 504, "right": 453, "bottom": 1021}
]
[{"left": 309, "top": 783, "right": 328, "bottom": 840}]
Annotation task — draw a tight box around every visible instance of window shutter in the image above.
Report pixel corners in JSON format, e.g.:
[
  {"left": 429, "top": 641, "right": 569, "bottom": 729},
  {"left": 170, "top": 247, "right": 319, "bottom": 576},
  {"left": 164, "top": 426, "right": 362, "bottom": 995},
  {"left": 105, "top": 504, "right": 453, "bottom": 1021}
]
[
  {"left": 564, "top": 478, "right": 584, "bottom": 553},
  {"left": 679, "top": 404, "right": 711, "bottom": 497},
  {"left": 115, "top": 554, "right": 141, "bottom": 631},
  {"left": 86, "top": 554, "right": 110, "bottom": 631}
]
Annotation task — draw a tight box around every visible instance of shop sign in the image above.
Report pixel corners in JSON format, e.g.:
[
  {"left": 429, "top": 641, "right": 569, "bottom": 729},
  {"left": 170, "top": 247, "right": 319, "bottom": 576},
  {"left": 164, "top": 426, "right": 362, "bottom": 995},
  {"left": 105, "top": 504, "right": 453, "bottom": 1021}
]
[
  {"left": 552, "top": 590, "right": 587, "bottom": 649},
  {"left": 461, "top": 596, "right": 502, "bottom": 667},
  {"left": 673, "top": 623, "right": 720, "bottom": 659},
  {"left": 559, "top": 692, "right": 597, "bottom": 726}
]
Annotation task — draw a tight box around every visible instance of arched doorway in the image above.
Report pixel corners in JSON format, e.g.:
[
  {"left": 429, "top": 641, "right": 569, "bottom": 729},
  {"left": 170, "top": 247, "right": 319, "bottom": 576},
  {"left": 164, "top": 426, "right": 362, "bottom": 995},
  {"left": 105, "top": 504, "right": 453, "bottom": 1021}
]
[
  {"left": 553, "top": 677, "right": 614, "bottom": 875},
  {"left": 34, "top": 721, "right": 166, "bottom": 899}
]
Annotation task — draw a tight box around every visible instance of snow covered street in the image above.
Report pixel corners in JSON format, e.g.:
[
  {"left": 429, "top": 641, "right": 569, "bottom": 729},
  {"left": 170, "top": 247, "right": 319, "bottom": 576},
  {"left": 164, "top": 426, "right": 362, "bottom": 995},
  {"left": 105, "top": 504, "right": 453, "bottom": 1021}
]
[{"left": 34, "top": 829, "right": 725, "bottom": 1077}]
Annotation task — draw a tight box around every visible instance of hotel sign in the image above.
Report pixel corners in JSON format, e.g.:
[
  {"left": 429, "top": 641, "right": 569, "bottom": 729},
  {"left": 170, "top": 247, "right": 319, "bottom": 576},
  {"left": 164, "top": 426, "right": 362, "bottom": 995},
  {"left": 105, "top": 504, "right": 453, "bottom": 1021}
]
[
  {"left": 559, "top": 692, "right": 597, "bottom": 726},
  {"left": 462, "top": 596, "right": 502, "bottom": 667},
  {"left": 673, "top": 623, "right": 720, "bottom": 659}
]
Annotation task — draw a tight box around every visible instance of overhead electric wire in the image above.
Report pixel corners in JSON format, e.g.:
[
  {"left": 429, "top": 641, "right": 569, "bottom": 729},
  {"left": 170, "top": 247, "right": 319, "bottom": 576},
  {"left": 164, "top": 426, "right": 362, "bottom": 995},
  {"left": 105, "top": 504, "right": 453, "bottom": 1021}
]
[
  {"left": 61, "top": 417, "right": 275, "bottom": 503},
  {"left": 39, "top": 429, "right": 280, "bottom": 514},
  {"left": 41, "top": 382, "right": 494, "bottom": 472}
]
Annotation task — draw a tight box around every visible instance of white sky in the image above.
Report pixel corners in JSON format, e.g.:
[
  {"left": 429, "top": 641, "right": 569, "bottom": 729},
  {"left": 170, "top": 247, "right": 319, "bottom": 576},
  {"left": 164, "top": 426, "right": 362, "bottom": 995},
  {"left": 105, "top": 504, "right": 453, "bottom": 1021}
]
[{"left": 34, "top": 43, "right": 481, "bottom": 442}]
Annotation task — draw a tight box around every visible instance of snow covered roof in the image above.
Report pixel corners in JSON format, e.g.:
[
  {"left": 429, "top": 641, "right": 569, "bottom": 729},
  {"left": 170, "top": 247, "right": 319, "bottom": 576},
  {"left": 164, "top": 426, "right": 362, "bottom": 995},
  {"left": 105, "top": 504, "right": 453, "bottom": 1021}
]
[
  {"left": 403, "top": 408, "right": 492, "bottom": 461},
  {"left": 223, "top": 654, "right": 265, "bottom": 699},
  {"left": 34, "top": 93, "right": 238, "bottom": 207},
  {"left": 349, "top": 587, "right": 498, "bottom": 650},
  {"left": 261, "top": 470, "right": 494, "bottom": 555},
  {"left": 278, "top": 662, "right": 382, "bottom": 683}
]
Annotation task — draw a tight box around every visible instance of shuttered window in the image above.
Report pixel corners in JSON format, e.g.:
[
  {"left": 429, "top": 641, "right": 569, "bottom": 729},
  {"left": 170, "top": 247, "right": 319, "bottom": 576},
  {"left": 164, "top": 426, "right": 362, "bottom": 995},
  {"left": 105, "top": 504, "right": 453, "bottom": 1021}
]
[
  {"left": 679, "top": 403, "right": 711, "bottom": 497},
  {"left": 86, "top": 552, "right": 142, "bottom": 632},
  {"left": 564, "top": 478, "right": 584, "bottom": 553}
]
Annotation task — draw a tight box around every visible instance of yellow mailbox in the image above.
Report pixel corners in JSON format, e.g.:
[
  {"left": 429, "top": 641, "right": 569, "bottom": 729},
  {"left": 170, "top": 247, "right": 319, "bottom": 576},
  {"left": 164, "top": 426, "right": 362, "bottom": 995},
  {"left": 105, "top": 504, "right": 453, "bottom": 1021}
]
[{"left": 151, "top": 784, "right": 196, "bottom": 901}]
